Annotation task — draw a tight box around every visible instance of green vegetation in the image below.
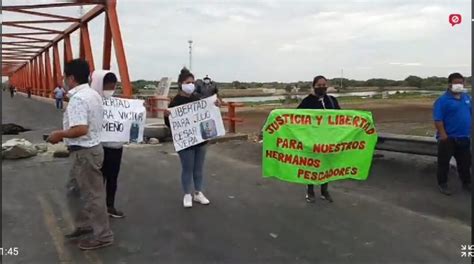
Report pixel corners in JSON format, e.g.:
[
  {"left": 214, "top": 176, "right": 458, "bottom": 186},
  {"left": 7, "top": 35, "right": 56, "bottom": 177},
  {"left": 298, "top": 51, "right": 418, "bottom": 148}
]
[
  {"left": 132, "top": 79, "right": 159, "bottom": 90},
  {"left": 127, "top": 75, "right": 472, "bottom": 94},
  {"left": 216, "top": 75, "right": 472, "bottom": 91}
]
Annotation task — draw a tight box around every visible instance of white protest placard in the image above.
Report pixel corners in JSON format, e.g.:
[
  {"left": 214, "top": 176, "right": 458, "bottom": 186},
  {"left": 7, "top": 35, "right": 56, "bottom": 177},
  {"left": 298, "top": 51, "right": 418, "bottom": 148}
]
[
  {"left": 169, "top": 94, "right": 226, "bottom": 151},
  {"left": 101, "top": 97, "right": 147, "bottom": 143}
]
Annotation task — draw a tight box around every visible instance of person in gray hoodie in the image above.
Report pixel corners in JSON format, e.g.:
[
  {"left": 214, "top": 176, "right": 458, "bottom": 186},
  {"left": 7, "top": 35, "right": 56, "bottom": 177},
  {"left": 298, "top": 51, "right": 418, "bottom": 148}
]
[{"left": 91, "top": 70, "right": 125, "bottom": 218}]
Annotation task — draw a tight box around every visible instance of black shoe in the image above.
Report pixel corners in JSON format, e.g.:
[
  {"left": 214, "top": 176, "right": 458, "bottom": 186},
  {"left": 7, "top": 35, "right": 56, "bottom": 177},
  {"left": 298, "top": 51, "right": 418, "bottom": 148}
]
[
  {"left": 305, "top": 193, "right": 316, "bottom": 203},
  {"left": 108, "top": 207, "right": 125, "bottom": 218},
  {"left": 462, "top": 183, "right": 471, "bottom": 192},
  {"left": 78, "top": 239, "right": 113, "bottom": 250},
  {"left": 438, "top": 185, "right": 452, "bottom": 196},
  {"left": 65, "top": 227, "right": 93, "bottom": 240},
  {"left": 320, "top": 192, "right": 334, "bottom": 202}
]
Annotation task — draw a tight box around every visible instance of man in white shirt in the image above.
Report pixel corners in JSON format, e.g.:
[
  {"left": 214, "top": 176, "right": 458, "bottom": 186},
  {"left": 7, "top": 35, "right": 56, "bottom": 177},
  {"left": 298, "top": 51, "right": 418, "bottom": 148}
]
[
  {"left": 47, "top": 59, "right": 113, "bottom": 250},
  {"left": 53, "top": 85, "right": 66, "bottom": 110}
]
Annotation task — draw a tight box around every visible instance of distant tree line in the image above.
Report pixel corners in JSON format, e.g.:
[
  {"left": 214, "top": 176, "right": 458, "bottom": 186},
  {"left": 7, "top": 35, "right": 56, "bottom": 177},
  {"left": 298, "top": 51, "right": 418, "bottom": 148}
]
[
  {"left": 128, "top": 75, "right": 472, "bottom": 93},
  {"left": 217, "top": 76, "right": 472, "bottom": 91}
]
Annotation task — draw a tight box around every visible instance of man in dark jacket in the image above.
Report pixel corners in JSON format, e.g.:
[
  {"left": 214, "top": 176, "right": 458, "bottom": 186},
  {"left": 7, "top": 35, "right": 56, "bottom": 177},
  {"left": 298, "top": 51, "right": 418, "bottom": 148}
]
[
  {"left": 297, "top": 75, "right": 340, "bottom": 203},
  {"left": 195, "top": 75, "right": 218, "bottom": 98},
  {"left": 195, "top": 75, "right": 224, "bottom": 105}
]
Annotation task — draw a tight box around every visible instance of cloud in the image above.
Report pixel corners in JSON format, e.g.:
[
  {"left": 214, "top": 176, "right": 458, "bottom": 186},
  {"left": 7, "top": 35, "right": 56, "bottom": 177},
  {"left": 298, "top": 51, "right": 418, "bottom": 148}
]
[
  {"left": 277, "top": 44, "right": 298, "bottom": 52},
  {"left": 3, "top": 0, "right": 470, "bottom": 82},
  {"left": 389, "top": 62, "right": 423, "bottom": 66}
]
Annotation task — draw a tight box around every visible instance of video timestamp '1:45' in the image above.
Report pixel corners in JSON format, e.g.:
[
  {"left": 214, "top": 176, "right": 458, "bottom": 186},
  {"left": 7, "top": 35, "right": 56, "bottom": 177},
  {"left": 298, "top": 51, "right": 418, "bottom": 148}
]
[{"left": 1, "top": 247, "right": 19, "bottom": 256}]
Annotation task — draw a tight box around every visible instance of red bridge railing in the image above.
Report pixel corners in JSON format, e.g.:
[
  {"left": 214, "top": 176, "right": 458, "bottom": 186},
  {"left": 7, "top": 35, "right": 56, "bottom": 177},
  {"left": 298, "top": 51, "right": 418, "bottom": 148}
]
[
  {"left": 144, "top": 96, "right": 244, "bottom": 133},
  {"left": 146, "top": 97, "right": 170, "bottom": 118},
  {"left": 222, "top": 102, "right": 244, "bottom": 133}
]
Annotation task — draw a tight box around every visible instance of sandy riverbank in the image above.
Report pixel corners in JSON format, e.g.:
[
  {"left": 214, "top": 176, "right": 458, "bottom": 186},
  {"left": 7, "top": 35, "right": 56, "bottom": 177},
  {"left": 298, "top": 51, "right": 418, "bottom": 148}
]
[{"left": 225, "top": 97, "right": 436, "bottom": 138}]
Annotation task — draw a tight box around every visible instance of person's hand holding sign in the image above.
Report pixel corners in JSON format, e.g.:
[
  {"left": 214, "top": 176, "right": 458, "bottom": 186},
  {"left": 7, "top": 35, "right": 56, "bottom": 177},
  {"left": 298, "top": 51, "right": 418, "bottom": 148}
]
[
  {"left": 215, "top": 98, "right": 225, "bottom": 107},
  {"left": 164, "top": 109, "right": 171, "bottom": 117}
]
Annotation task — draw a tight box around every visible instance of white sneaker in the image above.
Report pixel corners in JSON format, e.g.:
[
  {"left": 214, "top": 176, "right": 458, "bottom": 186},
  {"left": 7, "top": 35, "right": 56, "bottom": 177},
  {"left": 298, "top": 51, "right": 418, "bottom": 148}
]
[
  {"left": 193, "top": 192, "right": 210, "bottom": 205},
  {"left": 183, "top": 194, "right": 193, "bottom": 208}
]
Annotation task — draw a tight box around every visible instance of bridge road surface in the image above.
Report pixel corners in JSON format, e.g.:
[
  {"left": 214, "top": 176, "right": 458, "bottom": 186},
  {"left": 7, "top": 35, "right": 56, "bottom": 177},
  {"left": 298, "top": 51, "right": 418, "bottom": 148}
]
[{"left": 2, "top": 92, "right": 471, "bottom": 264}]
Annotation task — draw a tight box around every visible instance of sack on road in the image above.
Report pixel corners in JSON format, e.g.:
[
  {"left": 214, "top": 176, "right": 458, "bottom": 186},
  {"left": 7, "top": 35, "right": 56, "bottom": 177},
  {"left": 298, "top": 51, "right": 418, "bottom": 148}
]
[{"left": 2, "top": 138, "right": 38, "bottom": 159}]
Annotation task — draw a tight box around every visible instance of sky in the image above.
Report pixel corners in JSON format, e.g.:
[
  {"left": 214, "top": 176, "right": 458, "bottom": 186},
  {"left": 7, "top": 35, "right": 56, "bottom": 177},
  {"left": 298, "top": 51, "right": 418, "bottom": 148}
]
[{"left": 2, "top": 0, "right": 472, "bottom": 82}]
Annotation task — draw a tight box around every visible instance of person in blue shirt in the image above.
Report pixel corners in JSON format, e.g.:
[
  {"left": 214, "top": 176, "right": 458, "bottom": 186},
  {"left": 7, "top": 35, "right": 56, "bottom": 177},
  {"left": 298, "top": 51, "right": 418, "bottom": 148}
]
[{"left": 433, "top": 72, "right": 471, "bottom": 195}]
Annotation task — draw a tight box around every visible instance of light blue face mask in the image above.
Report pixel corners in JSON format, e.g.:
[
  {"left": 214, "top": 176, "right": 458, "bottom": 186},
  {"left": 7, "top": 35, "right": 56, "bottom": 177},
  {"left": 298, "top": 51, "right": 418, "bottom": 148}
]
[{"left": 181, "top": 83, "right": 195, "bottom": 94}]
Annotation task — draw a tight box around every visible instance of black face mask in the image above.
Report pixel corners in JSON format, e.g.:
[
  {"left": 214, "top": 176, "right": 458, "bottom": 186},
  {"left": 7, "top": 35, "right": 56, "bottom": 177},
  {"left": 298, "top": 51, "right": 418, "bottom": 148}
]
[{"left": 314, "top": 87, "right": 327, "bottom": 96}]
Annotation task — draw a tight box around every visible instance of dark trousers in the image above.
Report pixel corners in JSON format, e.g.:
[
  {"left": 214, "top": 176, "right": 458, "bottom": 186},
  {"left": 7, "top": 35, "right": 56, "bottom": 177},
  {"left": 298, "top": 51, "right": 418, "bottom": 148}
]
[
  {"left": 306, "top": 183, "right": 328, "bottom": 195},
  {"left": 437, "top": 138, "right": 471, "bottom": 186},
  {"left": 101, "top": 147, "right": 123, "bottom": 208},
  {"left": 55, "top": 98, "right": 63, "bottom": 109}
]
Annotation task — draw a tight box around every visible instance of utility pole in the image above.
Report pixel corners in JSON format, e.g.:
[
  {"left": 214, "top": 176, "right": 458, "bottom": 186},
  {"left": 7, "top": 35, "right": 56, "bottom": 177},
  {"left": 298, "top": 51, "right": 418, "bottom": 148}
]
[
  {"left": 188, "top": 40, "right": 193, "bottom": 71},
  {"left": 340, "top": 69, "right": 343, "bottom": 89}
]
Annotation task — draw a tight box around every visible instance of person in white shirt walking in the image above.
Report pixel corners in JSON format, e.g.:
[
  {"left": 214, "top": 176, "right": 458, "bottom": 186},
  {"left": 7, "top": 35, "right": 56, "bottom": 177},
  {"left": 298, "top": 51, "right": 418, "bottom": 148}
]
[
  {"left": 47, "top": 59, "right": 114, "bottom": 250},
  {"left": 53, "top": 85, "right": 66, "bottom": 109}
]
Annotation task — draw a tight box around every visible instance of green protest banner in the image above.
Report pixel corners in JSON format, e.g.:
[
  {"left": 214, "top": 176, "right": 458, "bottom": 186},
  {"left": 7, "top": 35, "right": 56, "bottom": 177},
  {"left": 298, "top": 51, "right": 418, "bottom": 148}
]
[{"left": 262, "top": 109, "right": 378, "bottom": 185}]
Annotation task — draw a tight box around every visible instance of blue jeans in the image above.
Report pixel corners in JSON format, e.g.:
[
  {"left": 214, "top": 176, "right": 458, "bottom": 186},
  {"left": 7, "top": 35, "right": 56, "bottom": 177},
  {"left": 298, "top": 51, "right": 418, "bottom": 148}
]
[
  {"left": 56, "top": 98, "right": 63, "bottom": 109},
  {"left": 178, "top": 144, "right": 207, "bottom": 194}
]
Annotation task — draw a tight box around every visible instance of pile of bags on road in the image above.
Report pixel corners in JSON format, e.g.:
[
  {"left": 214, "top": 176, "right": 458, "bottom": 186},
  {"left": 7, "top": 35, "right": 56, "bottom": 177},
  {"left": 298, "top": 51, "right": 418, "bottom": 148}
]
[{"left": 2, "top": 138, "right": 48, "bottom": 160}]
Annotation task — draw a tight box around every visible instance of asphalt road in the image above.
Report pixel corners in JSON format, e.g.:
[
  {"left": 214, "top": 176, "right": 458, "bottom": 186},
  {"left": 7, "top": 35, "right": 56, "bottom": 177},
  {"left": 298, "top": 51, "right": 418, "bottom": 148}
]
[{"left": 2, "top": 92, "right": 471, "bottom": 264}]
